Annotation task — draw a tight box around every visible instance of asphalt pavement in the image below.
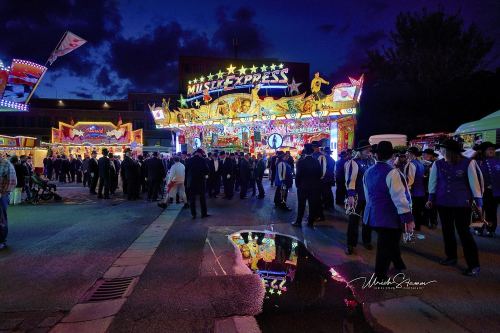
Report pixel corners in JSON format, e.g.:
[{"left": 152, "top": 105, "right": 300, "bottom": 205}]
[
  {"left": 1, "top": 182, "right": 500, "bottom": 333},
  {"left": 0, "top": 184, "right": 162, "bottom": 332}
]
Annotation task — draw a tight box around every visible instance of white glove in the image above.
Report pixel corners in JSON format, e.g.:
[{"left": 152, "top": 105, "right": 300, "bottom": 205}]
[
  {"left": 205, "top": 175, "right": 209, "bottom": 179},
  {"left": 227, "top": 174, "right": 231, "bottom": 179},
  {"left": 91, "top": 173, "right": 94, "bottom": 177}
]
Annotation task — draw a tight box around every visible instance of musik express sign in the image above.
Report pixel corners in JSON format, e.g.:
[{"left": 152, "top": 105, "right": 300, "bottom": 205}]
[{"left": 186, "top": 63, "right": 289, "bottom": 98}]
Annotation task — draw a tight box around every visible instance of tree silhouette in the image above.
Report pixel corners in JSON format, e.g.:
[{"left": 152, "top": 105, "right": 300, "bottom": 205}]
[
  {"left": 367, "top": 9, "right": 492, "bottom": 85},
  {"left": 358, "top": 9, "right": 498, "bottom": 140}
]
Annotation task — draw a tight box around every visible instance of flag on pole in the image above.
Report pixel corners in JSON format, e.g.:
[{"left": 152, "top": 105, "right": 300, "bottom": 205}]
[{"left": 48, "top": 31, "right": 87, "bottom": 65}]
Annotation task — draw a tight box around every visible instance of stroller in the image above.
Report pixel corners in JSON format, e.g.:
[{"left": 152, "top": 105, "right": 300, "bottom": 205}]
[{"left": 30, "top": 173, "right": 62, "bottom": 204}]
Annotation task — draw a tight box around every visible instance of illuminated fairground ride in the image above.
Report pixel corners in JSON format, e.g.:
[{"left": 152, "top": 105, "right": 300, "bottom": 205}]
[
  {"left": 150, "top": 63, "right": 362, "bottom": 157},
  {"left": 50, "top": 121, "right": 143, "bottom": 157}
]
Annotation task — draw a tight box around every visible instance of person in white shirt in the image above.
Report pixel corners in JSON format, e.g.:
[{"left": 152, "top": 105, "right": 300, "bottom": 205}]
[{"left": 158, "top": 156, "right": 187, "bottom": 209}]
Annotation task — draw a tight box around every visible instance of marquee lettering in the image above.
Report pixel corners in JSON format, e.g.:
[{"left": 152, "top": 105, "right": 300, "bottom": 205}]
[{"left": 187, "top": 66, "right": 290, "bottom": 97}]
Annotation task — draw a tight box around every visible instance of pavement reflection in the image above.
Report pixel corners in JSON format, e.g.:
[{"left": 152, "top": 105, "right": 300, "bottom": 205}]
[{"left": 230, "top": 230, "right": 372, "bottom": 333}]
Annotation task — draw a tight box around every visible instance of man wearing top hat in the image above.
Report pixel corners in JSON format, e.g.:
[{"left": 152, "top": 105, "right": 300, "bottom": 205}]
[
  {"left": 427, "top": 139, "right": 483, "bottom": 276},
  {"left": 185, "top": 148, "right": 210, "bottom": 219},
  {"left": 311, "top": 141, "right": 322, "bottom": 160},
  {"left": 293, "top": 144, "right": 322, "bottom": 227},
  {"left": 344, "top": 139, "right": 375, "bottom": 255},
  {"left": 89, "top": 150, "right": 99, "bottom": 195},
  {"left": 474, "top": 141, "right": 499, "bottom": 237},
  {"left": 97, "top": 148, "right": 111, "bottom": 199},
  {"left": 274, "top": 151, "right": 293, "bottom": 211},
  {"left": 219, "top": 151, "right": 234, "bottom": 199},
  {"left": 363, "top": 141, "right": 415, "bottom": 280},
  {"left": 207, "top": 152, "right": 221, "bottom": 198},
  {"left": 405, "top": 146, "right": 426, "bottom": 230},
  {"left": 318, "top": 146, "right": 336, "bottom": 211}
]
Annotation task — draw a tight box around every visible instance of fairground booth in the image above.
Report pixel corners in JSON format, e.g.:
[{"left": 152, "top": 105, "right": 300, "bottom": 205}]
[
  {"left": 0, "top": 59, "right": 48, "bottom": 172},
  {"left": 0, "top": 135, "right": 46, "bottom": 172},
  {"left": 150, "top": 62, "right": 362, "bottom": 158},
  {"left": 50, "top": 121, "right": 143, "bottom": 157}
]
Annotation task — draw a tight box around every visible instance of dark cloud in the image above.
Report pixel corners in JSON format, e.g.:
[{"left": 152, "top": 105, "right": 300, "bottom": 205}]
[
  {"left": 317, "top": 23, "right": 351, "bottom": 34},
  {"left": 2, "top": 2, "right": 269, "bottom": 99},
  {"left": 331, "top": 30, "right": 386, "bottom": 80},
  {"left": 318, "top": 24, "right": 336, "bottom": 34},
  {"left": 109, "top": 22, "right": 200, "bottom": 92},
  {"left": 353, "top": 30, "right": 386, "bottom": 48},
  {"left": 102, "top": 83, "right": 124, "bottom": 97},
  {"left": 212, "top": 6, "right": 268, "bottom": 58},
  {"left": 72, "top": 91, "right": 93, "bottom": 99},
  {"left": 363, "top": 0, "right": 390, "bottom": 13},
  {"left": 0, "top": 0, "right": 120, "bottom": 71},
  {"left": 96, "top": 68, "right": 112, "bottom": 87}
]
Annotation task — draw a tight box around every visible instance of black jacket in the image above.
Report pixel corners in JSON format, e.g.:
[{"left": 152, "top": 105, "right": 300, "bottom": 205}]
[
  {"left": 208, "top": 158, "right": 221, "bottom": 178},
  {"left": 295, "top": 155, "right": 322, "bottom": 190},
  {"left": 61, "top": 159, "right": 70, "bottom": 173},
  {"left": 255, "top": 158, "right": 266, "bottom": 178},
  {"left": 53, "top": 158, "right": 61, "bottom": 171},
  {"left": 121, "top": 156, "right": 139, "bottom": 181},
  {"left": 145, "top": 157, "right": 166, "bottom": 181},
  {"left": 239, "top": 158, "right": 251, "bottom": 181},
  {"left": 69, "top": 159, "right": 78, "bottom": 172},
  {"left": 14, "top": 163, "right": 26, "bottom": 188},
  {"left": 185, "top": 155, "right": 209, "bottom": 191},
  {"left": 44, "top": 158, "right": 53, "bottom": 170},
  {"left": 89, "top": 158, "right": 99, "bottom": 175},
  {"left": 98, "top": 156, "right": 110, "bottom": 179},
  {"left": 220, "top": 157, "right": 234, "bottom": 178}
]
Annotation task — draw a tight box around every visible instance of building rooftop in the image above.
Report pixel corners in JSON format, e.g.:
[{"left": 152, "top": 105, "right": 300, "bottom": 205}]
[{"left": 30, "top": 98, "right": 129, "bottom": 111}]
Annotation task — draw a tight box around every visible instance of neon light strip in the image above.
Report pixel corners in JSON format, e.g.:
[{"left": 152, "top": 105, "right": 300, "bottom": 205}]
[
  {"left": 260, "top": 85, "right": 288, "bottom": 89},
  {"left": 188, "top": 84, "right": 288, "bottom": 100},
  {"left": 12, "top": 59, "right": 47, "bottom": 71},
  {"left": 257, "top": 270, "right": 287, "bottom": 275},
  {"left": 0, "top": 99, "right": 29, "bottom": 111}
]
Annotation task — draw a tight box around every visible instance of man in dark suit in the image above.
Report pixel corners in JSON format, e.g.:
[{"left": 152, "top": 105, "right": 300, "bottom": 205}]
[
  {"left": 208, "top": 152, "right": 221, "bottom": 198},
  {"left": 45, "top": 156, "right": 54, "bottom": 180},
  {"left": 293, "top": 144, "right": 322, "bottom": 227},
  {"left": 60, "top": 155, "right": 70, "bottom": 183},
  {"left": 75, "top": 155, "right": 83, "bottom": 183},
  {"left": 254, "top": 153, "right": 266, "bottom": 199},
  {"left": 97, "top": 148, "right": 111, "bottom": 199},
  {"left": 219, "top": 151, "right": 234, "bottom": 199},
  {"left": 145, "top": 151, "right": 166, "bottom": 201},
  {"left": 239, "top": 154, "right": 251, "bottom": 199},
  {"left": 69, "top": 154, "right": 77, "bottom": 182},
  {"left": 53, "top": 155, "right": 61, "bottom": 181},
  {"left": 121, "top": 149, "right": 140, "bottom": 200},
  {"left": 185, "top": 149, "right": 210, "bottom": 218},
  {"left": 318, "top": 147, "right": 336, "bottom": 212},
  {"left": 89, "top": 151, "right": 99, "bottom": 194}
]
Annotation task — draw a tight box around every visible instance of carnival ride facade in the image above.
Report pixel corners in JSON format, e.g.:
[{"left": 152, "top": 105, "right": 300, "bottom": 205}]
[
  {"left": 50, "top": 121, "right": 143, "bottom": 157},
  {"left": 152, "top": 63, "right": 362, "bottom": 155}
]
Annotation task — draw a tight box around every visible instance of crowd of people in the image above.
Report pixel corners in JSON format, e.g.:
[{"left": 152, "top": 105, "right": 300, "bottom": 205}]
[
  {"left": 0, "top": 138, "right": 498, "bottom": 282},
  {"left": 338, "top": 138, "right": 498, "bottom": 279}
]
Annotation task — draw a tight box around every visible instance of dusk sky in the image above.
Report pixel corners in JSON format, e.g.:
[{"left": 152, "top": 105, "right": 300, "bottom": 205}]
[{"left": 1, "top": 0, "right": 499, "bottom": 100}]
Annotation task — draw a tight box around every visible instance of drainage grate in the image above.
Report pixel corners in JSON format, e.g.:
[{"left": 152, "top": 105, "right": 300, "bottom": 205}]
[{"left": 86, "top": 277, "right": 135, "bottom": 302}]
